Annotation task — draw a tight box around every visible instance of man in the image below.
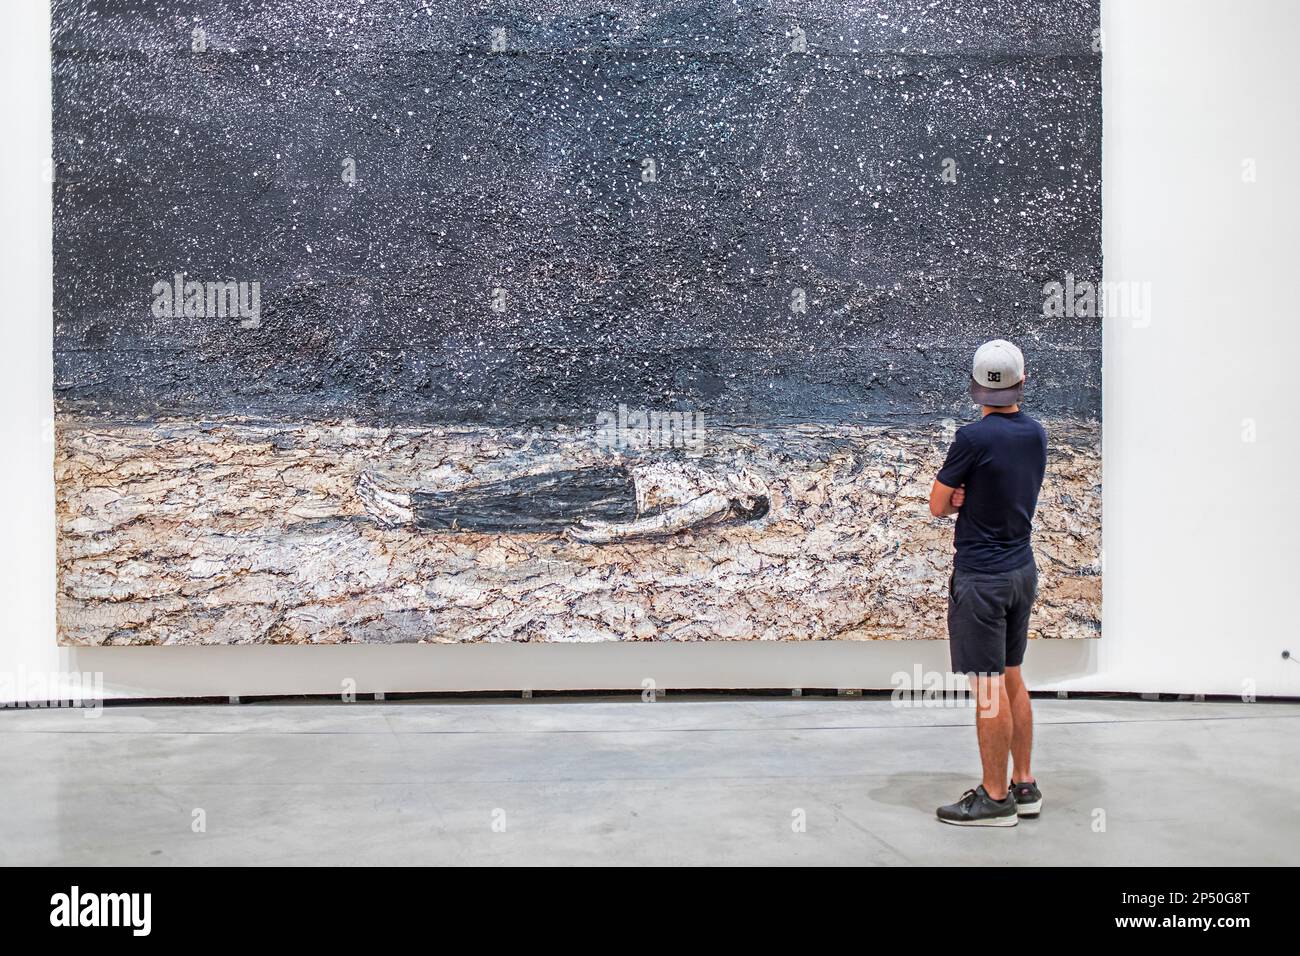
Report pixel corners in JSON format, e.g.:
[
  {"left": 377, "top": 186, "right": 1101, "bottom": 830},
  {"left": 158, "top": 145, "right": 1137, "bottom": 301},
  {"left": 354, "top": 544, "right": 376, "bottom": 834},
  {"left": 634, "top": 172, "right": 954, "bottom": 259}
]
[
  {"left": 355, "top": 464, "right": 769, "bottom": 539},
  {"left": 929, "top": 339, "right": 1047, "bottom": 827}
]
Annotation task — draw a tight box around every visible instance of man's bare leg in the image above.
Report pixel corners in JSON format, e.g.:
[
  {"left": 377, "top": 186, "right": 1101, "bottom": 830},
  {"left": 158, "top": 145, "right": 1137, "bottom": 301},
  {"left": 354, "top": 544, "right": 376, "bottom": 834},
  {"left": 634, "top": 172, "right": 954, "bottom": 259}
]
[
  {"left": 356, "top": 472, "right": 415, "bottom": 528},
  {"left": 972, "top": 674, "right": 1011, "bottom": 800},
  {"left": 1004, "top": 665, "right": 1034, "bottom": 784}
]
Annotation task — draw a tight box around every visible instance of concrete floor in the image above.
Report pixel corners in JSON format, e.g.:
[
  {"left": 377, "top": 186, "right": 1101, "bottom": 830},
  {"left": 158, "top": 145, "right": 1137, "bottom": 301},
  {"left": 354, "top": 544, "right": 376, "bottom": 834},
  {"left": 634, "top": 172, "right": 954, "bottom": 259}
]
[{"left": 2, "top": 697, "right": 1297, "bottom": 866}]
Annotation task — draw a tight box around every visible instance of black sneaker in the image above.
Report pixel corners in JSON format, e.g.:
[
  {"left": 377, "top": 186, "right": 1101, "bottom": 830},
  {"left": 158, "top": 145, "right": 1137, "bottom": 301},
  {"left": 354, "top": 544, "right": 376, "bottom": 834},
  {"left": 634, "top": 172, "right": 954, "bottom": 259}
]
[
  {"left": 1009, "top": 779, "right": 1042, "bottom": 817},
  {"left": 936, "top": 786, "right": 1019, "bottom": 827}
]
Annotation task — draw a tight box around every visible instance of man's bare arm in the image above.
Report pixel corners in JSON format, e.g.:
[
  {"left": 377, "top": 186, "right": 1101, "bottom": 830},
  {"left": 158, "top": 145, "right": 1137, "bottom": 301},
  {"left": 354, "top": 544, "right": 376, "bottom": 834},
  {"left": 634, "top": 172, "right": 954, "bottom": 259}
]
[
  {"left": 929, "top": 480, "right": 965, "bottom": 518},
  {"left": 566, "top": 492, "right": 731, "bottom": 543}
]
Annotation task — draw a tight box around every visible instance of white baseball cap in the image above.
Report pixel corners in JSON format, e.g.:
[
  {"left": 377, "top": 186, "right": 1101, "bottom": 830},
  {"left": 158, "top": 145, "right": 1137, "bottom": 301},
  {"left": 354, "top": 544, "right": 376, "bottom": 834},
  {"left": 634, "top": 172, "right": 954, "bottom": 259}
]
[{"left": 970, "top": 339, "right": 1025, "bottom": 406}]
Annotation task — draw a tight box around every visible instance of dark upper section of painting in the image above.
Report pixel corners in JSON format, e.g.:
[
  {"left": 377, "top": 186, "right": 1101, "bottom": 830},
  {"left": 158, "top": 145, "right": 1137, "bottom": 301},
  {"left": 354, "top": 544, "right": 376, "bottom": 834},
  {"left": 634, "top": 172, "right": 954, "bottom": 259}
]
[{"left": 52, "top": 0, "right": 1102, "bottom": 426}]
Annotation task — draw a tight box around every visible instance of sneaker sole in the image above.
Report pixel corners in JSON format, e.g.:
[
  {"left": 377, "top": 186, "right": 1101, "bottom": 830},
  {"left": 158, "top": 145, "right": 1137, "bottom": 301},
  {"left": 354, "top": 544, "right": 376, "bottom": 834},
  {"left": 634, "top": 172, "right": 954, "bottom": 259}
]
[
  {"left": 937, "top": 814, "right": 1019, "bottom": 827},
  {"left": 1015, "top": 799, "right": 1042, "bottom": 816}
]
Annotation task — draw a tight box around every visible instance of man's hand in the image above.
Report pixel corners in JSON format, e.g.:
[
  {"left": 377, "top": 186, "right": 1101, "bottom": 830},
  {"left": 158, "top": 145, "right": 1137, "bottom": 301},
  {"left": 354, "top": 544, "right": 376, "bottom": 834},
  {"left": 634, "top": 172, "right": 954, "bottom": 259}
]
[{"left": 929, "top": 480, "right": 964, "bottom": 517}]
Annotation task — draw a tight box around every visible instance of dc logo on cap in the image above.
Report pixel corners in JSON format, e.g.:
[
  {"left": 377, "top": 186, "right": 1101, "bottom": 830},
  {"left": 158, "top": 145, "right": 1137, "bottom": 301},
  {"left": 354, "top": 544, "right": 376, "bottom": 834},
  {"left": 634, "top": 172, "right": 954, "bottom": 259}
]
[{"left": 987, "top": 371, "right": 1002, "bottom": 383}]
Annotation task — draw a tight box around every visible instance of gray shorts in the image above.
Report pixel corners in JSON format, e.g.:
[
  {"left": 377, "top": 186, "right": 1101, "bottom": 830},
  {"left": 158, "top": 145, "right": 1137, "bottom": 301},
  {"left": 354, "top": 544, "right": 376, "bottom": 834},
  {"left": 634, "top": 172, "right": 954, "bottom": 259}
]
[{"left": 947, "top": 560, "right": 1038, "bottom": 675}]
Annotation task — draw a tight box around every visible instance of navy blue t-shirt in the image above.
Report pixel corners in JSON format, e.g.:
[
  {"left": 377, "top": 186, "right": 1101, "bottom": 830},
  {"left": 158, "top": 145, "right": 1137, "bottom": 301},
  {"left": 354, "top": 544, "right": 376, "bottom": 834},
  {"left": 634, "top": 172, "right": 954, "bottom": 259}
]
[{"left": 936, "top": 411, "right": 1047, "bottom": 573}]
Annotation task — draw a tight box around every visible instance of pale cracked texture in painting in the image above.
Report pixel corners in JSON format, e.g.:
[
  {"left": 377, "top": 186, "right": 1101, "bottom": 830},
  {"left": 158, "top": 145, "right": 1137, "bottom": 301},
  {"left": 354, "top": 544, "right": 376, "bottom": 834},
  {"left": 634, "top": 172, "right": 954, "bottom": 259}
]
[{"left": 52, "top": 1, "right": 1101, "bottom": 645}]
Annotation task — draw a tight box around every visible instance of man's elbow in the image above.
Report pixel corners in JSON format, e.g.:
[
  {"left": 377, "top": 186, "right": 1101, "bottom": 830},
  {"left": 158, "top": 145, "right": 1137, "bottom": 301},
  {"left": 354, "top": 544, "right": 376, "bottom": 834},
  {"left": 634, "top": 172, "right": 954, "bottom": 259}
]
[
  {"left": 928, "top": 490, "right": 948, "bottom": 518},
  {"left": 928, "top": 481, "right": 954, "bottom": 517}
]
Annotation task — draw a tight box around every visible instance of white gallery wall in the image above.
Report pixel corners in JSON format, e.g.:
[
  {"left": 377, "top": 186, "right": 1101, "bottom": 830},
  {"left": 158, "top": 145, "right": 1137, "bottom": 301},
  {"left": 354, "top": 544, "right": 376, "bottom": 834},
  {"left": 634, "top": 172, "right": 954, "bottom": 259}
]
[{"left": 3, "top": 0, "right": 1297, "bottom": 702}]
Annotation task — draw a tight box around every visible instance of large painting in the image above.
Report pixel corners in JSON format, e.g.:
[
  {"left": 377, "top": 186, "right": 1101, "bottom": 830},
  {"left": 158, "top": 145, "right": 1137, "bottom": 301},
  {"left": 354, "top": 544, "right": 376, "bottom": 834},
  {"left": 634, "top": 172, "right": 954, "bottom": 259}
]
[{"left": 52, "top": 1, "right": 1101, "bottom": 645}]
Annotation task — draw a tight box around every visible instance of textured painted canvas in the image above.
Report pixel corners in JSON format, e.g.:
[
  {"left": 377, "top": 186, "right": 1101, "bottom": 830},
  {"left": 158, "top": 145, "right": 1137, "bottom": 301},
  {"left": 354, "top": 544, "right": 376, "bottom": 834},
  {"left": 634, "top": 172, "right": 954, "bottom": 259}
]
[{"left": 52, "top": 1, "right": 1102, "bottom": 645}]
